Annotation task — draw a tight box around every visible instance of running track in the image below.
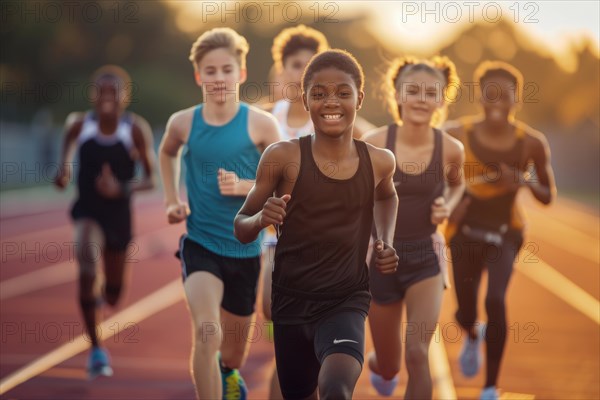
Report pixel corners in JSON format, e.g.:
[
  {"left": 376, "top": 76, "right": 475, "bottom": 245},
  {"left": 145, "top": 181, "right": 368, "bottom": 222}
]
[{"left": 1, "top": 187, "right": 598, "bottom": 399}]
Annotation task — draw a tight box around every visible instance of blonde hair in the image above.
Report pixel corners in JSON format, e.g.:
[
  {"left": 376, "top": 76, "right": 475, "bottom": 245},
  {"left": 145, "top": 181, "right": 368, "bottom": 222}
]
[
  {"left": 271, "top": 25, "right": 329, "bottom": 72},
  {"left": 189, "top": 27, "right": 249, "bottom": 69},
  {"left": 384, "top": 55, "right": 460, "bottom": 126}
]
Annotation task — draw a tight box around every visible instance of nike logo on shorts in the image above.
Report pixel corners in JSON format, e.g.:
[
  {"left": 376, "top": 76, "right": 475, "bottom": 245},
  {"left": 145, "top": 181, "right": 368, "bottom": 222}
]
[{"left": 333, "top": 338, "right": 358, "bottom": 344}]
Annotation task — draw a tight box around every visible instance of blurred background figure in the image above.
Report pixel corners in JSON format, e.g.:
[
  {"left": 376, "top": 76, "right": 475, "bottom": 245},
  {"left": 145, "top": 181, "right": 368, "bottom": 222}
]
[
  {"left": 444, "top": 61, "right": 556, "bottom": 400},
  {"left": 54, "top": 65, "right": 155, "bottom": 379}
]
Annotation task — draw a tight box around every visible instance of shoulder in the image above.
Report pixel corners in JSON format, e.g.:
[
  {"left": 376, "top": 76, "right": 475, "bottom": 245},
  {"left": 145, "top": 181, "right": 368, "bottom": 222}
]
[
  {"left": 65, "top": 111, "right": 86, "bottom": 131},
  {"left": 248, "top": 104, "right": 279, "bottom": 127},
  {"left": 261, "top": 138, "right": 300, "bottom": 163},
  {"left": 361, "top": 125, "right": 390, "bottom": 148},
  {"left": 518, "top": 122, "right": 550, "bottom": 155},
  {"left": 129, "top": 112, "right": 153, "bottom": 143},
  {"left": 364, "top": 141, "right": 396, "bottom": 174},
  {"left": 443, "top": 116, "right": 481, "bottom": 141},
  {"left": 440, "top": 129, "right": 464, "bottom": 158},
  {"left": 259, "top": 102, "right": 276, "bottom": 113},
  {"left": 166, "top": 106, "right": 196, "bottom": 138}
]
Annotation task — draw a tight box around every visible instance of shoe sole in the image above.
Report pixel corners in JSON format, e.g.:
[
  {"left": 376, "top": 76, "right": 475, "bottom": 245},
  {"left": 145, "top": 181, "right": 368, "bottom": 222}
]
[{"left": 88, "top": 366, "right": 114, "bottom": 380}]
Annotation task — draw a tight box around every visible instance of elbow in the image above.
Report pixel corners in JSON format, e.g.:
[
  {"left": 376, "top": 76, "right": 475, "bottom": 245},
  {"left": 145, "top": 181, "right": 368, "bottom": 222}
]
[{"left": 233, "top": 217, "right": 250, "bottom": 244}]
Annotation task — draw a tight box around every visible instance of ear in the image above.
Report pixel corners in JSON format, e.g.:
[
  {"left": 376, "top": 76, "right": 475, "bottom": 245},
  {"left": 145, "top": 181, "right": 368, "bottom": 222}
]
[
  {"left": 194, "top": 70, "right": 202, "bottom": 87},
  {"left": 356, "top": 91, "right": 365, "bottom": 110},
  {"left": 302, "top": 92, "right": 309, "bottom": 111},
  {"left": 239, "top": 68, "right": 248, "bottom": 85}
]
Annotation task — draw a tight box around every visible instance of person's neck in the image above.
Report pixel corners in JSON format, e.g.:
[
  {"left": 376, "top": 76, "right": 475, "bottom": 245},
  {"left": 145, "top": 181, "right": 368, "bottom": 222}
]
[
  {"left": 312, "top": 130, "right": 355, "bottom": 160},
  {"left": 98, "top": 113, "right": 120, "bottom": 135},
  {"left": 203, "top": 100, "right": 240, "bottom": 125},
  {"left": 481, "top": 118, "right": 513, "bottom": 137},
  {"left": 398, "top": 121, "right": 433, "bottom": 146}
]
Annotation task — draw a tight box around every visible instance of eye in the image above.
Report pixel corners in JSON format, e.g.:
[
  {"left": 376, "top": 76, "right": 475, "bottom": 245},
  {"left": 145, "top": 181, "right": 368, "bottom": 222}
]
[
  {"left": 311, "top": 91, "right": 325, "bottom": 99},
  {"left": 338, "top": 91, "right": 352, "bottom": 98}
]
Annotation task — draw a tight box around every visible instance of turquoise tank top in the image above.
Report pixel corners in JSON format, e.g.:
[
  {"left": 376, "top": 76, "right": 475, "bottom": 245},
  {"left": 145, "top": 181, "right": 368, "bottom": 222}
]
[{"left": 184, "top": 103, "right": 262, "bottom": 258}]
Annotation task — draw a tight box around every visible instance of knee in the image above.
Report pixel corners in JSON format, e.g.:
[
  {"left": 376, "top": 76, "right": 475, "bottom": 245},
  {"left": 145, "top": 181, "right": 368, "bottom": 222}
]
[
  {"left": 320, "top": 384, "right": 352, "bottom": 400},
  {"left": 262, "top": 301, "right": 272, "bottom": 321},
  {"left": 485, "top": 294, "right": 506, "bottom": 316},
  {"left": 104, "top": 284, "right": 122, "bottom": 307},
  {"left": 193, "top": 321, "right": 222, "bottom": 352},
  {"left": 404, "top": 343, "right": 428, "bottom": 372}
]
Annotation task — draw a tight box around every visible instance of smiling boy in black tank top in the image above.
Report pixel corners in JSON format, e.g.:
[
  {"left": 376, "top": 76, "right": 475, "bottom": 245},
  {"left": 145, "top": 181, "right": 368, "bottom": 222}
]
[{"left": 235, "top": 50, "right": 399, "bottom": 399}]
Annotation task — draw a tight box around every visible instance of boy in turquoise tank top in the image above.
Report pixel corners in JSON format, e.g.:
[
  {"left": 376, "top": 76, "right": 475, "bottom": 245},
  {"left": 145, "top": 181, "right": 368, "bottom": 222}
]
[{"left": 158, "top": 28, "right": 281, "bottom": 400}]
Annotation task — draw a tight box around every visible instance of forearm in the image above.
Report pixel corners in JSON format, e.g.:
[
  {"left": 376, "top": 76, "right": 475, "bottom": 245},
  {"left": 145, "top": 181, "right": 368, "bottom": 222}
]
[
  {"left": 446, "top": 182, "right": 466, "bottom": 212},
  {"left": 525, "top": 181, "right": 553, "bottom": 205},
  {"left": 234, "top": 212, "right": 264, "bottom": 244},
  {"left": 159, "top": 151, "right": 181, "bottom": 205},
  {"left": 373, "top": 194, "right": 398, "bottom": 245}
]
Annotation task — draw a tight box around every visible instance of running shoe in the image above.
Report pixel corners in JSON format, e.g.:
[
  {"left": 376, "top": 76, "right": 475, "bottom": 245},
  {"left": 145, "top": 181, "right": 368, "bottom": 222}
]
[
  {"left": 87, "top": 347, "right": 113, "bottom": 380},
  {"left": 370, "top": 370, "right": 399, "bottom": 396},
  {"left": 480, "top": 386, "right": 499, "bottom": 400},
  {"left": 459, "top": 323, "right": 485, "bottom": 377}
]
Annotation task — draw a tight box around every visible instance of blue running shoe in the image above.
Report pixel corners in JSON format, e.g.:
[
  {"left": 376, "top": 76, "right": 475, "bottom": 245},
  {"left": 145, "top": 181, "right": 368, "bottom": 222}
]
[
  {"left": 459, "top": 323, "right": 485, "bottom": 377},
  {"left": 480, "top": 386, "right": 499, "bottom": 400},
  {"left": 370, "top": 371, "right": 398, "bottom": 396},
  {"left": 87, "top": 347, "right": 113, "bottom": 380}
]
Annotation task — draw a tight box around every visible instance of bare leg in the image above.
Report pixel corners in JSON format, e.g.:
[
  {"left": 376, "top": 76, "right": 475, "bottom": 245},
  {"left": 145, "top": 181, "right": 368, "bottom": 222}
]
[
  {"left": 183, "top": 272, "right": 224, "bottom": 399},
  {"left": 403, "top": 273, "right": 444, "bottom": 399}
]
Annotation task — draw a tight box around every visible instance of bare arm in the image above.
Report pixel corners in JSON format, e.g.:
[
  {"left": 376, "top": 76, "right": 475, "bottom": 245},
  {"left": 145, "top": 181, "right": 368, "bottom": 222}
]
[
  {"left": 369, "top": 145, "right": 399, "bottom": 274},
  {"left": 234, "top": 142, "right": 291, "bottom": 243},
  {"left": 129, "top": 116, "right": 156, "bottom": 193},
  {"left": 432, "top": 134, "right": 466, "bottom": 224},
  {"left": 159, "top": 111, "right": 190, "bottom": 224},
  {"left": 524, "top": 132, "right": 556, "bottom": 205},
  {"left": 54, "top": 113, "right": 84, "bottom": 189}
]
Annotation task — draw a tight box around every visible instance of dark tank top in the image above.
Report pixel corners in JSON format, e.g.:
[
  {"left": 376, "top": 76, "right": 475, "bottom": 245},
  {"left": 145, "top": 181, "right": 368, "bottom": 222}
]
[
  {"left": 272, "top": 135, "right": 374, "bottom": 324},
  {"left": 462, "top": 127, "right": 524, "bottom": 231},
  {"left": 387, "top": 125, "right": 445, "bottom": 243}
]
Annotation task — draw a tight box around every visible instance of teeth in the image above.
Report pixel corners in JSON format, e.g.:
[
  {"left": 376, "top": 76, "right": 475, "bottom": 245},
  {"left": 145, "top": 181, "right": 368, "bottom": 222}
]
[{"left": 323, "top": 114, "right": 342, "bottom": 120}]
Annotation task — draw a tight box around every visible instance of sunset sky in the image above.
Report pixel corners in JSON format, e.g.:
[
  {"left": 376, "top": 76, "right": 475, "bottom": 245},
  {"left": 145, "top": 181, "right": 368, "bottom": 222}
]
[{"left": 166, "top": 0, "right": 600, "bottom": 57}]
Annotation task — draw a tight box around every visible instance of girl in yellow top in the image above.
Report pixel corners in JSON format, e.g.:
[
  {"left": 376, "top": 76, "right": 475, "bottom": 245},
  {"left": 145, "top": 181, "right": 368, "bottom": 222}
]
[{"left": 444, "top": 61, "right": 556, "bottom": 400}]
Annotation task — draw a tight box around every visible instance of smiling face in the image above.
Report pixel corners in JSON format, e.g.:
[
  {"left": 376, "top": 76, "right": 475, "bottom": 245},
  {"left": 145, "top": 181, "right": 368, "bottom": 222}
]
[
  {"left": 395, "top": 69, "right": 445, "bottom": 126},
  {"left": 302, "top": 67, "right": 364, "bottom": 139},
  {"left": 479, "top": 75, "right": 517, "bottom": 125},
  {"left": 194, "top": 47, "right": 246, "bottom": 104},
  {"left": 93, "top": 77, "right": 124, "bottom": 122}
]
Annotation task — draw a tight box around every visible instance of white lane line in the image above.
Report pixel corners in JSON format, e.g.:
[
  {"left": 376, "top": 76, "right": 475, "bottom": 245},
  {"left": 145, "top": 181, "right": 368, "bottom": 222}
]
[
  {"left": 0, "top": 279, "right": 183, "bottom": 395},
  {"left": 516, "top": 250, "right": 600, "bottom": 325},
  {"left": 0, "top": 224, "right": 183, "bottom": 300}
]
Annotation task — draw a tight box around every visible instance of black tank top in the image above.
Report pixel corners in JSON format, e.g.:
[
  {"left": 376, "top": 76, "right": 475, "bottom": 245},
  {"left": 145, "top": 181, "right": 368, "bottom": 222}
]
[
  {"left": 76, "top": 112, "right": 135, "bottom": 209},
  {"left": 272, "top": 135, "right": 374, "bottom": 324},
  {"left": 462, "top": 127, "right": 524, "bottom": 231},
  {"left": 386, "top": 125, "right": 445, "bottom": 242}
]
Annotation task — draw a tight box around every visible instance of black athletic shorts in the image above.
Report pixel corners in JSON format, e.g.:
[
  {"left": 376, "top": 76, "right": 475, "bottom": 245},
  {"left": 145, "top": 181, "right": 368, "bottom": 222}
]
[
  {"left": 176, "top": 234, "right": 261, "bottom": 317},
  {"left": 273, "top": 309, "right": 366, "bottom": 399},
  {"left": 370, "top": 235, "right": 441, "bottom": 304},
  {"left": 71, "top": 199, "right": 132, "bottom": 251}
]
